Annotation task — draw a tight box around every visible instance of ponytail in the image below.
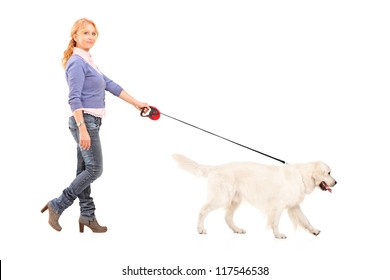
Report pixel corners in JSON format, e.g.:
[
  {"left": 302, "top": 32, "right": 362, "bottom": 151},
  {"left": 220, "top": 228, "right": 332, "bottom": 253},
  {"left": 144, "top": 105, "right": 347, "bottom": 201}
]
[{"left": 62, "top": 38, "right": 76, "bottom": 69}]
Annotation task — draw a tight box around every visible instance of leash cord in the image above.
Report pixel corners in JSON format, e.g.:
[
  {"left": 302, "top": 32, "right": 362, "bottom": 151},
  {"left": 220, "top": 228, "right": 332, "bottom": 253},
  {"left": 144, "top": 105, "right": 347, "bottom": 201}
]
[{"left": 160, "top": 112, "right": 286, "bottom": 164}]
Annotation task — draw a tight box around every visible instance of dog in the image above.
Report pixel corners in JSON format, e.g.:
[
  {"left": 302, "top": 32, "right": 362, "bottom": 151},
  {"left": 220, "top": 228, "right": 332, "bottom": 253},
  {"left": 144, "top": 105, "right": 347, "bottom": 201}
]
[{"left": 172, "top": 154, "right": 337, "bottom": 239}]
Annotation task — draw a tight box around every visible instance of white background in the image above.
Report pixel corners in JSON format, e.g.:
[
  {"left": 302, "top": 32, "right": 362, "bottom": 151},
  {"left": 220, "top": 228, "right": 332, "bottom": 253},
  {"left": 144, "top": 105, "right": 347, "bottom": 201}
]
[{"left": 1, "top": 0, "right": 389, "bottom": 279}]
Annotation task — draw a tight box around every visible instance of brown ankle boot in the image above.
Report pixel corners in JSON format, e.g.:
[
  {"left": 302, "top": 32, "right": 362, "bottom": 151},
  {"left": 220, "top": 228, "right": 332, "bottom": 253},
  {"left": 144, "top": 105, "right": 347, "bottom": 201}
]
[
  {"left": 41, "top": 203, "right": 62, "bottom": 232},
  {"left": 79, "top": 217, "right": 107, "bottom": 233}
]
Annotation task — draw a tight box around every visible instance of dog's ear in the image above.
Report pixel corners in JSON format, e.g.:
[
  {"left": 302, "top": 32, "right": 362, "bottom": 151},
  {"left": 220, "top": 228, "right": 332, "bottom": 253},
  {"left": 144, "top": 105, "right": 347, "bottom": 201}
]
[
  {"left": 297, "top": 163, "right": 316, "bottom": 194},
  {"left": 311, "top": 161, "right": 326, "bottom": 185}
]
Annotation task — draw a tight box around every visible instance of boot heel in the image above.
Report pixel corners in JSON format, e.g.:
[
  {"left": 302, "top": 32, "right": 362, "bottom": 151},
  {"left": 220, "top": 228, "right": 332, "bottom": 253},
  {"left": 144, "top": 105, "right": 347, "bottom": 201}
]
[
  {"left": 41, "top": 202, "right": 62, "bottom": 231},
  {"left": 79, "top": 222, "right": 84, "bottom": 233},
  {"left": 41, "top": 204, "right": 48, "bottom": 213}
]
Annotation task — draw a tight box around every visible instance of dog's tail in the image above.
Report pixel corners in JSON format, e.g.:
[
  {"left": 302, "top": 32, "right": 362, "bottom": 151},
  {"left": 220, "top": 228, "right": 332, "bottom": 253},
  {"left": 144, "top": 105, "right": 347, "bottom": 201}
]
[{"left": 172, "top": 154, "right": 211, "bottom": 178}]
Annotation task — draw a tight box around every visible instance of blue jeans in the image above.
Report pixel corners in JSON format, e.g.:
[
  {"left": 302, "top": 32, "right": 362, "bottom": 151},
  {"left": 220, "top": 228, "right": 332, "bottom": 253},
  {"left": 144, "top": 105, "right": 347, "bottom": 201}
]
[{"left": 50, "top": 114, "right": 103, "bottom": 220}]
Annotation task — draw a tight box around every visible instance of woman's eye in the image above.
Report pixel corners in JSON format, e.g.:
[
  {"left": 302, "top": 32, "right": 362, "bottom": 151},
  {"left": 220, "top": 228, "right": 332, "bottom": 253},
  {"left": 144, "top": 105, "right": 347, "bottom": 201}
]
[{"left": 82, "top": 31, "right": 97, "bottom": 36}]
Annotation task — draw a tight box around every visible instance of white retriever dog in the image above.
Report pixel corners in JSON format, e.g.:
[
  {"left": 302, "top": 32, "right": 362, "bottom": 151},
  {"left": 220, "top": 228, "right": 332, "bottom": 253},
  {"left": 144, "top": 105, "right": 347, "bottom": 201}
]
[{"left": 172, "top": 154, "right": 337, "bottom": 239}]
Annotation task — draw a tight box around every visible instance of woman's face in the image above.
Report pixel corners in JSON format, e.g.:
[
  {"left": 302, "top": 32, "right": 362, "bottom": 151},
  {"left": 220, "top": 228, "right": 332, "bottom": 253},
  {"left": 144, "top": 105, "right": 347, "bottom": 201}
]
[{"left": 74, "top": 23, "right": 98, "bottom": 51}]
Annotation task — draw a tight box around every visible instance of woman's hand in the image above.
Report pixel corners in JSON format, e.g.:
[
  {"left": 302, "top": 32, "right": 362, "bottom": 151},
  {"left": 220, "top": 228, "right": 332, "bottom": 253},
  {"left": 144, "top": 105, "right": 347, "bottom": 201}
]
[
  {"left": 73, "top": 109, "right": 91, "bottom": 150},
  {"left": 134, "top": 102, "right": 150, "bottom": 113},
  {"left": 79, "top": 126, "right": 91, "bottom": 150}
]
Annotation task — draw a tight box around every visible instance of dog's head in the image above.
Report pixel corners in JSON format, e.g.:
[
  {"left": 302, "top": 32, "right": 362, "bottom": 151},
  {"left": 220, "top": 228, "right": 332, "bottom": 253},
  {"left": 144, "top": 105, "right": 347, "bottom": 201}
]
[{"left": 312, "top": 161, "right": 337, "bottom": 193}]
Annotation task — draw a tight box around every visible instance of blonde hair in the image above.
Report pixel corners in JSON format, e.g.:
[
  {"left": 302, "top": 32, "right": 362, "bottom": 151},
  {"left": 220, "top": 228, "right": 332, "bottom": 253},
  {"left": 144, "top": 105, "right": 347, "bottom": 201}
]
[{"left": 61, "top": 18, "right": 99, "bottom": 69}]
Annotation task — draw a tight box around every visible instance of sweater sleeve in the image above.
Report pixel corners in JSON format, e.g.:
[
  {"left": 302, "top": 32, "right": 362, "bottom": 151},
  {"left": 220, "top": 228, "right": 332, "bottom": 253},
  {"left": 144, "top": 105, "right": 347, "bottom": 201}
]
[
  {"left": 66, "top": 58, "right": 86, "bottom": 111},
  {"left": 103, "top": 74, "right": 123, "bottom": 97}
]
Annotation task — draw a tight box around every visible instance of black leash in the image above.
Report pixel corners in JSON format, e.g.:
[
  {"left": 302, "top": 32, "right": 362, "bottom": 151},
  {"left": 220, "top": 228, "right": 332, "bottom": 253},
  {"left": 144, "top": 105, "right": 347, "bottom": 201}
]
[{"left": 141, "top": 106, "right": 287, "bottom": 164}]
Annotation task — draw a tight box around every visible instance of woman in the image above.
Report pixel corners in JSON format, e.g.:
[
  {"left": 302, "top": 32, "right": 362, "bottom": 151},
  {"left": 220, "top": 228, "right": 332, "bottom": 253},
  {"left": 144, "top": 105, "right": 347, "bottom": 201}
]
[{"left": 41, "top": 18, "right": 150, "bottom": 233}]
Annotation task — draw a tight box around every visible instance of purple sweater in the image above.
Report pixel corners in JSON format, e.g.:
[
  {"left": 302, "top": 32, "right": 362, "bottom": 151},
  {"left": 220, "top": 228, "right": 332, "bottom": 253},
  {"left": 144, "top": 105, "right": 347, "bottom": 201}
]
[{"left": 66, "top": 55, "right": 123, "bottom": 111}]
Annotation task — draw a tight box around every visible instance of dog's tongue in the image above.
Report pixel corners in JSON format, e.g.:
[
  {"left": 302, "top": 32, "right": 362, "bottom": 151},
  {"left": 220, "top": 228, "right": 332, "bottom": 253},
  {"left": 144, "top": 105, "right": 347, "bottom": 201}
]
[{"left": 320, "top": 181, "right": 332, "bottom": 193}]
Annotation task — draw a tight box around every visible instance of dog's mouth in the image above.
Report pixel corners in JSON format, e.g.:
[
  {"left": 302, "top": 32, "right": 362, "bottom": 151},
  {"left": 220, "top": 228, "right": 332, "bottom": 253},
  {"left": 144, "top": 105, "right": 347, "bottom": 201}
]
[{"left": 319, "top": 181, "right": 332, "bottom": 193}]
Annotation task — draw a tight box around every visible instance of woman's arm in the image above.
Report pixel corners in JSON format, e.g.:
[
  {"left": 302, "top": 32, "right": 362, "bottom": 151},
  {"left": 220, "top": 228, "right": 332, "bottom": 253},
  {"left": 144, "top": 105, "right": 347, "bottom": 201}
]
[
  {"left": 73, "top": 109, "right": 91, "bottom": 150},
  {"left": 118, "top": 90, "right": 150, "bottom": 112}
]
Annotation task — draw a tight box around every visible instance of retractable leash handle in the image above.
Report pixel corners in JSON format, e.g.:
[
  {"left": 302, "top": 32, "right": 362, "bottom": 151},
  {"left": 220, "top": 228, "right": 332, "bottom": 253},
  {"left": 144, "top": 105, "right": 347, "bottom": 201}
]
[
  {"left": 140, "top": 105, "right": 286, "bottom": 164},
  {"left": 140, "top": 106, "right": 160, "bottom": 120}
]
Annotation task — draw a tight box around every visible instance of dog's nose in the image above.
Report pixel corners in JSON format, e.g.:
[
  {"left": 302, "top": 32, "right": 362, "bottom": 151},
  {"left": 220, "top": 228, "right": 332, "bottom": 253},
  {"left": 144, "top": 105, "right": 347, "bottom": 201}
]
[{"left": 334, "top": 181, "right": 337, "bottom": 185}]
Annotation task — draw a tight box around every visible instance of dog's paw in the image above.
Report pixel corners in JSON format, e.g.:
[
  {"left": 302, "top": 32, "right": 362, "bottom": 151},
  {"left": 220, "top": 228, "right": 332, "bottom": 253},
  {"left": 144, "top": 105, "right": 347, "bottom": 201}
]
[
  {"left": 234, "top": 228, "right": 246, "bottom": 234},
  {"left": 274, "top": 233, "right": 287, "bottom": 239},
  {"left": 306, "top": 226, "right": 321, "bottom": 236},
  {"left": 197, "top": 227, "right": 207, "bottom": 234},
  {"left": 305, "top": 226, "right": 321, "bottom": 236},
  {"left": 312, "top": 229, "right": 321, "bottom": 236}
]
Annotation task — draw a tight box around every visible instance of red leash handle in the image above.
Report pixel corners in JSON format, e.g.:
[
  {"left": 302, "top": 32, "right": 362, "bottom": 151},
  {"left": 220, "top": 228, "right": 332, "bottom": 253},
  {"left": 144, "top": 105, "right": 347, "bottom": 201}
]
[{"left": 140, "top": 106, "right": 160, "bottom": 120}]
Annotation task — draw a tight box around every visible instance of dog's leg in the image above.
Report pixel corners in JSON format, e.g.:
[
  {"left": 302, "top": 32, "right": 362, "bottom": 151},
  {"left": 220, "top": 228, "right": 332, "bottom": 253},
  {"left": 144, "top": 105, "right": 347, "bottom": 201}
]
[
  {"left": 197, "top": 174, "right": 229, "bottom": 234},
  {"left": 197, "top": 202, "right": 219, "bottom": 234},
  {"left": 288, "top": 206, "right": 320, "bottom": 236},
  {"left": 267, "top": 209, "right": 286, "bottom": 239},
  {"left": 224, "top": 197, "right": 246, "bottom": 234}
]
